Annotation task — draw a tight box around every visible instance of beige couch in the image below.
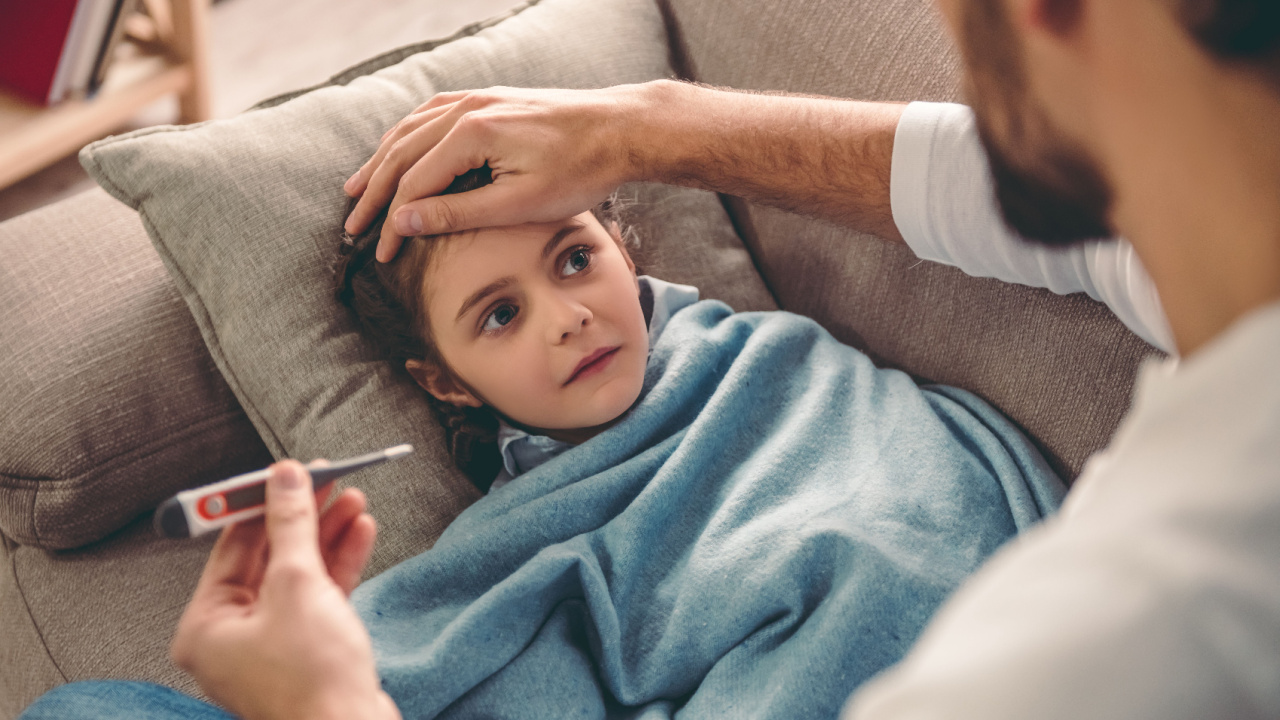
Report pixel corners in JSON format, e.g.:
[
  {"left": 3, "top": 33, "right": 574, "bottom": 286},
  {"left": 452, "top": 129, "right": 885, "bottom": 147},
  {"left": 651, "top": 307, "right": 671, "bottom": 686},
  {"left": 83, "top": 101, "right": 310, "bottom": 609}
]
[{"left": 0, "top": 0, "right": 1157, "bottom": 716}]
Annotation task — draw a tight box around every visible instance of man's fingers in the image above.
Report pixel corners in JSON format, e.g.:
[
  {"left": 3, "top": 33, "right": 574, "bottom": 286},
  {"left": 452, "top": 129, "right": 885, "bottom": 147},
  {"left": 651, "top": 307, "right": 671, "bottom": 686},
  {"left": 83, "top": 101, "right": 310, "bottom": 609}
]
[
  {"left": 318, "top": 488, "right": 366, "bottom": 552},
  {"left": 196, "top": 516, "right": 268, "bottom": 594},
  {"left": 394, "top": 193, "right": 476, "bottom": 238},
  {"left": 315, "top": 483, "right": 333, "bottom": 510},
  {"left": 402, "top": 182, "right": 538, "bottom": 237},
  {"left": 316, "top": 488, "right": 375, "bottom": 595},
  {"left": 188, "top": 462, "right": 338, "bottom": 607},
  {"left": 327, "top": 513, "right": 377, "bottom": 596},
  {"left": 345, "top": 94, "right": 465, "bottom": 194},
  {"left": 263, "top": 461, "right": 324, "bottom": 574},
  {"left": 349, "top": 103, "right": 455, "bottom": 199},
  {"left": 373, "top": 146, "right": 487, "bottom": 261},
  {"left": 414, "top": 90, "right": 469, "bottom": 116},
  {"left": 374, "top": 235, "right": 406, "bottom": 264},
  {"left": 351, "top": 104, "right": 460, "bottom": 229},
  {"left": 344, "top": 104, "right": 460, "bottom": 230},
  {"left": 310, "top": 461, "right": 335, "bottom": 509}
]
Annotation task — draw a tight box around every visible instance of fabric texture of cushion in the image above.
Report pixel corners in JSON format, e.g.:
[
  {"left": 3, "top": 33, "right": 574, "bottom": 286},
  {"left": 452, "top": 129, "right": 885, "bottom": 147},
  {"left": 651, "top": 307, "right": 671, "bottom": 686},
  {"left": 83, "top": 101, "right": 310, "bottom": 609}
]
[
  {"left": 0, "top": 189, "right": 273, "bottom": 549},
  {"left": 76, "top": 0, "right": 774, "bottom": 570}
]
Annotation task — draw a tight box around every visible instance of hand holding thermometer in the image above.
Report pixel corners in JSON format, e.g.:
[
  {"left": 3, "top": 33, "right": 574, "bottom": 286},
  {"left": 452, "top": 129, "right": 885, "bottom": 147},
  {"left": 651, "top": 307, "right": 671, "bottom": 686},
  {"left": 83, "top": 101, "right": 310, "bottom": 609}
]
[{"left": 154, "top": 444, "right": 413, "bottom": 539}]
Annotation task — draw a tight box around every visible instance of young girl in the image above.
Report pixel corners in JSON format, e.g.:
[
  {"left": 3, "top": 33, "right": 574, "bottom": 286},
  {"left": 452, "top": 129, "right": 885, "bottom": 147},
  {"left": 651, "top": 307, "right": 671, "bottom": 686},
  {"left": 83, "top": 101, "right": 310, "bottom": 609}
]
[
  {"left": 337, "top": 168, "right": 654, "bottom": 490},
  {"left": 335, "top": 168, "right": 1065, "bottom": 719}
]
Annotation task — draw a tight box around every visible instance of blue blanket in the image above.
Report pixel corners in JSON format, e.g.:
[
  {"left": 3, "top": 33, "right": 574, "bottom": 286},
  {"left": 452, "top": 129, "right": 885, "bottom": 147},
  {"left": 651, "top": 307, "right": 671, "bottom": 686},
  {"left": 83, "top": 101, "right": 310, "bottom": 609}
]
[{"left": 353, "top": 301, "right": 1065, "bottom": 719}]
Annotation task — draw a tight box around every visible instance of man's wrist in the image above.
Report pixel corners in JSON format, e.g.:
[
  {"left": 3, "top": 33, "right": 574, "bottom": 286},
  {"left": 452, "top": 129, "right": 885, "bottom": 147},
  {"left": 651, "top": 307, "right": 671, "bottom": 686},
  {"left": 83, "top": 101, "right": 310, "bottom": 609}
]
[
  {"left": 622, "top": 80, "right": 908, "bottom": 240},
  {"left": 616, "top": 79, "right": 706, "bottom": 185}
]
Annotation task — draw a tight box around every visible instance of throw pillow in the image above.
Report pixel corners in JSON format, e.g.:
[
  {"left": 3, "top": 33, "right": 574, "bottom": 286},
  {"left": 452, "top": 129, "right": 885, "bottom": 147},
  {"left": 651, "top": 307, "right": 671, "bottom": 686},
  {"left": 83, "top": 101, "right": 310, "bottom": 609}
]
[{"left": 79, "top": 0, "right": 775, "bottom": 570}]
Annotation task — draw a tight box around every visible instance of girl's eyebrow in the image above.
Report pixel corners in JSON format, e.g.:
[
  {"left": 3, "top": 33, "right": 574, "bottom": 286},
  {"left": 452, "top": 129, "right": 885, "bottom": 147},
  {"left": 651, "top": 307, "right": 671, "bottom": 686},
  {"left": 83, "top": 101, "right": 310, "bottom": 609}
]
[
  {"left": 456, "top": 277, "right": 514, "bottom": 322},
  {"left": 541, "top": 223, "right": 586, "bottom": 260},
  {"left": 454, "top": 223, "right": 587, "bottom": 323}
]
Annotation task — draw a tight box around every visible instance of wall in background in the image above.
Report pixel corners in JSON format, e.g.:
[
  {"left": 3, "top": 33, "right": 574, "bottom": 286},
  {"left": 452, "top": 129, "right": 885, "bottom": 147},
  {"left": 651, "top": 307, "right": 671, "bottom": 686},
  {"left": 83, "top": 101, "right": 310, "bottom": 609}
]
[{"left": 0, "top": 0, "right": 523, "bottom": 222}]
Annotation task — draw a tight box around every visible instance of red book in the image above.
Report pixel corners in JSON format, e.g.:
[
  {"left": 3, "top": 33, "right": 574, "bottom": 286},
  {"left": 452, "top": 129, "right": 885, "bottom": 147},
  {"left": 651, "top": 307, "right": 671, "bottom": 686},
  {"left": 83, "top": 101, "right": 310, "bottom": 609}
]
[{"left": 0, "top": 0, "right": 83, "bottom": 105}]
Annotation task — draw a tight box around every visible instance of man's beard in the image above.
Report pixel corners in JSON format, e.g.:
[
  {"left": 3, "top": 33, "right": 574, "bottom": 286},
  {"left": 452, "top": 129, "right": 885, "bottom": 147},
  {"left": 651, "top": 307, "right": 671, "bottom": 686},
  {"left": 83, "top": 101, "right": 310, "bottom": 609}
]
[
  {"left": 961, "top": 0, "right": 1117, "bottom": 247},
  {"left": 975, "top": 114, "right": 1115, "bottom": 246}
]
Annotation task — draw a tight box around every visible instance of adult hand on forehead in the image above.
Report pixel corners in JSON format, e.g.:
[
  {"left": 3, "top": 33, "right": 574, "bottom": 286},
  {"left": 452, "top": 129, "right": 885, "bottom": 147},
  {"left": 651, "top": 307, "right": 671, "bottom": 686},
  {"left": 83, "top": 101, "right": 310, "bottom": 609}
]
[
  {"left": 343, "top": 85, "right": 647, "bottom": 263},
  {"left": 344, "top": 80, "right": 910, "bottom": 262}
]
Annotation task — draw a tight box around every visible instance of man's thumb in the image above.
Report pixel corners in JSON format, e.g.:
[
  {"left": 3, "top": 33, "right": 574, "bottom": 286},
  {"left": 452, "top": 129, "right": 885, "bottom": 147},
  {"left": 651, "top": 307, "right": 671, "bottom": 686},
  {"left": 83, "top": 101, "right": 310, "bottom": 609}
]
[
  {"left": 264, "top": 461, "right": 323, "bottom": 571},
  {"left": 402, "top": 185, "right": 517, "bottom": 236}
]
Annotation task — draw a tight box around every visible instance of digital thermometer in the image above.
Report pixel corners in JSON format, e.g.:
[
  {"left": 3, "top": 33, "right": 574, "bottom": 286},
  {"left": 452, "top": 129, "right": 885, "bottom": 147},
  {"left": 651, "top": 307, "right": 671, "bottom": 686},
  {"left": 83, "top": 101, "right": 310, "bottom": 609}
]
[{"left": 154, "top": 444, "right": 413, "bottom": 539}]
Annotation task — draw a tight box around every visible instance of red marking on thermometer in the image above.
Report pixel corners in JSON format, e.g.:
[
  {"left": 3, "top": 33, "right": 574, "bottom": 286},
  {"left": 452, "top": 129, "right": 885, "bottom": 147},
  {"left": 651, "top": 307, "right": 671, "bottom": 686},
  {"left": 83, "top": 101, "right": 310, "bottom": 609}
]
[{"left": 154, "top": 445, "right": 413, "bottom": 539}]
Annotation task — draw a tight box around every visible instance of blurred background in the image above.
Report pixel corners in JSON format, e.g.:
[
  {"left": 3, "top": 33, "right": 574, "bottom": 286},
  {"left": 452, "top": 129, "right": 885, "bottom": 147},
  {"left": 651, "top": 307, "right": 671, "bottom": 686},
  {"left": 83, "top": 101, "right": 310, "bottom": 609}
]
[{"left": 0, "top": 0, "right": 524, "bottom": 222}]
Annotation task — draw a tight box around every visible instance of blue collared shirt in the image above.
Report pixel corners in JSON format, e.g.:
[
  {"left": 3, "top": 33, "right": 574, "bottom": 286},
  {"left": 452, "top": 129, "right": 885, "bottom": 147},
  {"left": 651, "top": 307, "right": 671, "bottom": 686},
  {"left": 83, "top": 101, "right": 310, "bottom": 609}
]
[{"left": 489, "top": 275, "right": 700, "bottom": 492}]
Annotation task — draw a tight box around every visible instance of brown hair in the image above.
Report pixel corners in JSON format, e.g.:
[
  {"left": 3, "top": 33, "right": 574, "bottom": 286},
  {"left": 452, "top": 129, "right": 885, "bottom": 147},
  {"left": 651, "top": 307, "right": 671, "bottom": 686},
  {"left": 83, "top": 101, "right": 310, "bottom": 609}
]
[
  {"left": 1178, "top": 0, "right": 1280, "bottom": 72},
  {"left": 334, "top": 167, "right": 635, "bottom": 490}
]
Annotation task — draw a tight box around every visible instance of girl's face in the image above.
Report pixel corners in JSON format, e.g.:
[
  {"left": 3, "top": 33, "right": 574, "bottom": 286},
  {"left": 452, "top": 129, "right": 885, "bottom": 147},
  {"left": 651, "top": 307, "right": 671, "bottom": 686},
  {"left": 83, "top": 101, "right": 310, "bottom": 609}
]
[{"left": 411, "top": 212, "right": 649, "bottom": 436}]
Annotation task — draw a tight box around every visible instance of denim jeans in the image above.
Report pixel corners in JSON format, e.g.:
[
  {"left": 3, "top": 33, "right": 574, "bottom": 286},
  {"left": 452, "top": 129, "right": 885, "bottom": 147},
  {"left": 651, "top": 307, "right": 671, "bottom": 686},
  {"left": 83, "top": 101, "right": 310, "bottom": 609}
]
[{"left": 19, "top": 681, "right": 231, "bottom": 720}]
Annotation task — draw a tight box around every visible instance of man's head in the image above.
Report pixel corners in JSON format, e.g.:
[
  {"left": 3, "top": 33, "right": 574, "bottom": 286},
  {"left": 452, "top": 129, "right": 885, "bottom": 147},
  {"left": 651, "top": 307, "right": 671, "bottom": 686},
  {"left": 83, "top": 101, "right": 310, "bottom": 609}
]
[{"left": 938, "top": 0, "right": 1280, "bottom": 247}]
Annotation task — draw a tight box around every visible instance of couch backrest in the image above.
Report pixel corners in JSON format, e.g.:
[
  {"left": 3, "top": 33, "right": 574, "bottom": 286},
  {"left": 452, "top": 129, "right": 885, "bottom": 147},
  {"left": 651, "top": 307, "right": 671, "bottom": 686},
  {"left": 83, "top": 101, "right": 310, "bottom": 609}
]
[{"left": 660, "top": 0, "right": 1159, "bottom": 479}]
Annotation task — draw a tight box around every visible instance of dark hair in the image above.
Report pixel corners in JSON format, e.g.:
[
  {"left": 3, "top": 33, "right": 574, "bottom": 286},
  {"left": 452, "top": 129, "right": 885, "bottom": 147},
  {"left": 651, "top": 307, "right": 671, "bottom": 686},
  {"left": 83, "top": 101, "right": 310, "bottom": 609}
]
[
  {"left": 1180, "top": 0, "right": 1280, "bottom": 63},
  {"left": 334, "top": 167, "right": 634, "bottom": 489},
  {"left": 1174, "top": 0, "right": 1280, "bottom": 91}
]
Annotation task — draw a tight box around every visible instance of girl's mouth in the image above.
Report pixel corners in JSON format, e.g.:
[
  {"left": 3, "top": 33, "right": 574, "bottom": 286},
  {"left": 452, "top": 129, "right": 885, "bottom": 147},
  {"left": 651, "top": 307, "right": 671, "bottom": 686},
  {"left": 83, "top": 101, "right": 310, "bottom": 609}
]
[{"left": 565, "top": 346, "right": 621, "bottom": 385}]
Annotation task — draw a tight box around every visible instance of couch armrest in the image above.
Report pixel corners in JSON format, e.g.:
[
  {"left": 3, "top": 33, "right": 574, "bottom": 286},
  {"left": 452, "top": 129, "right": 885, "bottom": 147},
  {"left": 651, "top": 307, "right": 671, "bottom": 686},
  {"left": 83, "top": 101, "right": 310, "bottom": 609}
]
[{"left": 0, "top": 187, "right": 273, "bottom": 550}]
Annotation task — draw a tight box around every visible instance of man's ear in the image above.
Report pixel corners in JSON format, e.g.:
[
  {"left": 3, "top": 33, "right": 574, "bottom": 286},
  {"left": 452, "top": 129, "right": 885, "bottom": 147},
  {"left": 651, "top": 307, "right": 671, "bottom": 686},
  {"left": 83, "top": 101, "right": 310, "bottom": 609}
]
[
  {"left": 1024, "top": 0, "right": 1085, "bottom": 38},
  {"left": 405, "top": 359, "right": 482, "bottom": 407}
]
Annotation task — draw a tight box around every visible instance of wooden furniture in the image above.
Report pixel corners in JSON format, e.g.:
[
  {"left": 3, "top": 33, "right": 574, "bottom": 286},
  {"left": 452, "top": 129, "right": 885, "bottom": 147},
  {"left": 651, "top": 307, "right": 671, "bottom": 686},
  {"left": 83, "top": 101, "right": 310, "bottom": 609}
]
[{"left": 0, "top": 0, "right": 210, "bottom": 191}]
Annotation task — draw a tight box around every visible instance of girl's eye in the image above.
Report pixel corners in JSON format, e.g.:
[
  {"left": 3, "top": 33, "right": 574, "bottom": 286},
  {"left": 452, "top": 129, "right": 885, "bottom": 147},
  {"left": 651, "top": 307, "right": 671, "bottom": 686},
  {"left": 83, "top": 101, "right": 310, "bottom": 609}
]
[
  {"left": 482, "top": 304, "right": 518, "bottom": 333},
  {"left": 561, "top": 248, "right": 591, "bottom": 276}
]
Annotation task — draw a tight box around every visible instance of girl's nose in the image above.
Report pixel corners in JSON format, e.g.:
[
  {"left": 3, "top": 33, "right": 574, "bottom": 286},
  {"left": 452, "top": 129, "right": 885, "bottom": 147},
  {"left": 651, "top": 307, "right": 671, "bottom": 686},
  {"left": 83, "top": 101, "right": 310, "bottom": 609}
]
[{"left": 547, "top": 295, "right": 592, "bottom": 344}]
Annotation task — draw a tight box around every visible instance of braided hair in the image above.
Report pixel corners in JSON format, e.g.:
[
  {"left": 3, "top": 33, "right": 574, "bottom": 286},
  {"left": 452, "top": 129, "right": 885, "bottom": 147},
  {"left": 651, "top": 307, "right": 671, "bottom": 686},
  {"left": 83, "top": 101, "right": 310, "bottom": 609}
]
[{"left": 334, "top": 167, "right": 636, "bottom": 490}]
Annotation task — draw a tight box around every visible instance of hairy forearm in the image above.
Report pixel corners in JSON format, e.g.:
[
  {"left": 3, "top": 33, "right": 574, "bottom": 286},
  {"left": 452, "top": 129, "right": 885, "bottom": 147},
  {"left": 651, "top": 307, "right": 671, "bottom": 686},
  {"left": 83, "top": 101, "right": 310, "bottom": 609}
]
[{"left": 627, "top": 80, "right": 907, "bottom": 243}]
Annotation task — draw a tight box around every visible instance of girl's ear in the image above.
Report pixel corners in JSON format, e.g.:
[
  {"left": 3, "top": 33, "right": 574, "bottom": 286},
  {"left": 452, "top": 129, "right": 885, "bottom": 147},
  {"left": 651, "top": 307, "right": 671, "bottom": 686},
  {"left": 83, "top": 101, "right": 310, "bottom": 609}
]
[{"left": 405, "top": 359, "right": 482, "bottom": 407}]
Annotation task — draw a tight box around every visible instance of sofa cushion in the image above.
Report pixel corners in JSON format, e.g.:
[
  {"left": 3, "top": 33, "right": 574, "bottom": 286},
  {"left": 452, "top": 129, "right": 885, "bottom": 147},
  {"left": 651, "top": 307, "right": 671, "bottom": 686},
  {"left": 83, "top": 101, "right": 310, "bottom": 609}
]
[
  {"left": 75, "top": 0, "right": 774, "bottom": 565},
  {"left": 662, "top": 0, "right": 1160, "bottom": 478},
  {"left": 0, "top": 518, "right": 215, "bottom": 719},
  {"left": 0, "top": 188, "right": 274, "bottom": 549}
]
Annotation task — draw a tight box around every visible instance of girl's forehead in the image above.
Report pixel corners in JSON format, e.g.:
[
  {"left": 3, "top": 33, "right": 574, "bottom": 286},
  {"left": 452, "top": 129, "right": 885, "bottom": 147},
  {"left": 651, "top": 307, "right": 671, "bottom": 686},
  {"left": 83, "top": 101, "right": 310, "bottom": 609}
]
[
  {"left": 436, "top": 213, "right": 600, "bottom": 257},
  {"left": 422, "top": 213, "right": 611, "bottom": 313},
  {"left": 430, "top": 215, "right": 597, "bottom": 268}
]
